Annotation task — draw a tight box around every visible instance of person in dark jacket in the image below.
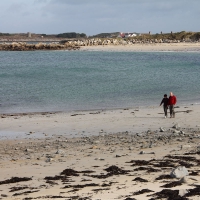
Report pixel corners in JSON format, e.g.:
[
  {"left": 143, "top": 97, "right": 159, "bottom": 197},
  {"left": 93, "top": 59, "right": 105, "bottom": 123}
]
[
  {"left": 168, "top": 92, "right": 177, "bottom": 118},
  {"left": 160, "top": 94, "right": 169, "bottom": 118}
]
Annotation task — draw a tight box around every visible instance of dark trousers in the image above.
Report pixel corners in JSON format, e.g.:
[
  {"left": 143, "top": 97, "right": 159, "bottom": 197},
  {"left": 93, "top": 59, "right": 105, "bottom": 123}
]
[
  {"left": 169, "top": 105, "right": 175, "bottom": 117},
  {"left": 163, "top": 106, "right": 168, "bottom": 117}
]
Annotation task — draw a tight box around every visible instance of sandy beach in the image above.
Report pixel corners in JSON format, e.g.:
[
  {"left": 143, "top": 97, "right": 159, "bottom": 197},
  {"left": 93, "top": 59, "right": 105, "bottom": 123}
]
[
  {"left": 80, "top": 43, "right": 200, "bottom": 52},
  {"left": 1, "top": 40, "right": 200, "bottom": 200},
  {"left": 1, "top": 103, "right": 200, "bottom": 199}
]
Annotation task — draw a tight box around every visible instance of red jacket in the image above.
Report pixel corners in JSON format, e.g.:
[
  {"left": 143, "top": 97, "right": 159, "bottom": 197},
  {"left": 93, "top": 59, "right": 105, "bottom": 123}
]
[{"left": 168, "top": 95, "right": 177, "bottom": 105}]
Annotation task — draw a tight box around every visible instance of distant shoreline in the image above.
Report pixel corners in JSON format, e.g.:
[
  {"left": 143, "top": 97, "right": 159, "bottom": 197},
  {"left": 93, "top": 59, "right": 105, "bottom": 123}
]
[
  {"left": 80, "top": 43, "right": 200, "bottom": 52},
  {"left": 0, "top": 39, "right": 200, "bottom": 51}
]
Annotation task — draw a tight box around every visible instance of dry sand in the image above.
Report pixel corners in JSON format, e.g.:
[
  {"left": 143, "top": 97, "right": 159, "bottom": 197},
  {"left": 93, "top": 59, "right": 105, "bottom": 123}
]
[
  {"left": 1, "top": 104, "right": 200, "bottom": 199},
  {"left": 80, "top": 43, "right": 200, "bottom": 52}
]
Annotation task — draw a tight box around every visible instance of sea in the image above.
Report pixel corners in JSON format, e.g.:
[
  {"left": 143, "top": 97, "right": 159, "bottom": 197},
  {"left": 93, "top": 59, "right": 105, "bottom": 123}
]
[{"left": 0, "top": 50, "right": 200, "bottom": 114}]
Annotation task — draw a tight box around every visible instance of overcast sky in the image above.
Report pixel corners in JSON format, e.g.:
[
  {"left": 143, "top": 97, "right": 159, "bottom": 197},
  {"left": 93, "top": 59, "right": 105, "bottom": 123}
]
[{"left": 1, "top": 0, "right": 200, "bottom": 36}]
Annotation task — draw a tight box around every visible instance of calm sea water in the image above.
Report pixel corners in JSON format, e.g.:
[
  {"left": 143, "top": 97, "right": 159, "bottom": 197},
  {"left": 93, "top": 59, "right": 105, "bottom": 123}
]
[{"left": 0, "top": 50, "right": 200, "bottom": 113}]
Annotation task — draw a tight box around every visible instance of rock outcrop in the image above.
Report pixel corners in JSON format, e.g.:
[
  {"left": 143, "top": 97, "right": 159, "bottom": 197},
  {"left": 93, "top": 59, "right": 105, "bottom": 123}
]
[
  {"left": 0, "top": 37, "right": 199, "bottom": 51},
  {"left": 0, "top": 42, "right": 80, "bottom": 51}
]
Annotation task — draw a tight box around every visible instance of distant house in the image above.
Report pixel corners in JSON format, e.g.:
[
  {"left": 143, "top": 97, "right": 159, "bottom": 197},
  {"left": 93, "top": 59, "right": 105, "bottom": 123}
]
[{"left": 119, "top": 32, "right": 138, "bottom": 38}]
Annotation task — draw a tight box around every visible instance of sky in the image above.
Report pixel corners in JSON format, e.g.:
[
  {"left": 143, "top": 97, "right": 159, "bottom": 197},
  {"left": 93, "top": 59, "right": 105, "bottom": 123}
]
[{"left": 1, "top": 0, "right": 200, "bottom": 36}]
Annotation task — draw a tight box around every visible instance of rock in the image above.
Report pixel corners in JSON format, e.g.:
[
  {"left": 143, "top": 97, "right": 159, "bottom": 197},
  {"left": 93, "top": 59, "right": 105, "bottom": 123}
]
[
  {"left": 129, "top": 147, "right": 133, "bottom": 150},
  {"left": 196, "top": 145, "right": 200, "bottom": 149},
  {"left": 46, "top": 158, "right": 54, "bottom": 162},
  {"left": 181, "top": 145, "right": 191, "bottom": 149},
  {"left": 173, "top": 130, "right": 180, "bottom": 134},
  {"left": 172, "top": 123, "right": 181, "bottom": 130},
  {"left": 139, "top": 151, "right": 145, "bottom": 154},
  {"left": 160, "top": 127, "right": 165, "bottom": 132},
  {"left": 148, "top": 152, "right": 155, "bottom": 154},
  {"left": 95, "top": 158, "right": 105, "bottom": 161},
  {"left": 55, "top": 150, "right": 65, "bottom": 154},
  {"left": 170, "top": 166, "right": 189, "bottom": 178},
  {"left": 25, "top": 148, "right": 33, "bottom": 152},
  {"left": 179, "top": 189, "right": 188, "bottom": 196}
]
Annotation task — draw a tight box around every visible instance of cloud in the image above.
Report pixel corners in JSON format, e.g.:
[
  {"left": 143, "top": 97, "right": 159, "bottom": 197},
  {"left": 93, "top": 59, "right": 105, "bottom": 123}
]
[
  {"left": 7, "top": 2, "right": 27, "bottom": 13},
  {"left": 1, "top": 0, "right": 200, "bottom": 35}
]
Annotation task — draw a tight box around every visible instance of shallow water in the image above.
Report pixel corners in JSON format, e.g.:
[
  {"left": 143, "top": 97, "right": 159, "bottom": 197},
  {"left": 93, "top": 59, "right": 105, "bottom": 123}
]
[{"left": 0, "top": 50, "right": 200, "bottom": 113}]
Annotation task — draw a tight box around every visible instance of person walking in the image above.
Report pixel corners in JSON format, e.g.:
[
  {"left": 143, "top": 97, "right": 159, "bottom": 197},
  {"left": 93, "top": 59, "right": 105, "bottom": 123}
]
[
  {"left": 168, "top": 92, "right": 177, "bottom": 118},
  {"left": 160, "top": 94, "right": 169, "bottom": 118}
]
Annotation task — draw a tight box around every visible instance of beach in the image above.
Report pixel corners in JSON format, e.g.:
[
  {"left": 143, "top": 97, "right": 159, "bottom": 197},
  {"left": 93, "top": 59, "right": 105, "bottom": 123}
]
[
  {"left": 1, "top": 43, "right": 200, "bottom": 199},
  {"left": 1, "top": 104, "right": 200, "bottom": 199},
  {"left": 80, "top": 43, "right": 200, "bottom": 52}
]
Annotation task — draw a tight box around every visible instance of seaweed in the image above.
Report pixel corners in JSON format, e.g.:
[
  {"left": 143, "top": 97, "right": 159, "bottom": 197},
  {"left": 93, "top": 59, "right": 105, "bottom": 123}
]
[
  {"left": 161, "top": 181, "right": 182, "bottom": 188},
  {"left": 132, "top": 177, "right": 148, "bottom": 182},
  {"left": 0, "top": 177, "right": 32, "bottom": 185},
  {"left": 133, "top": 188, "right": 154, "bottom": 195},
  {"left": 148, "top": 189, "right": 189, "bottom": 200},
  {"left": 155, "top": 174, "right": 173, "bottom": 180}
]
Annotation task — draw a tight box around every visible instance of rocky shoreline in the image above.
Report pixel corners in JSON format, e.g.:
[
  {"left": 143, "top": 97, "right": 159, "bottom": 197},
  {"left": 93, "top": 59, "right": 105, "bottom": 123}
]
[
  {"left": 1, "top": 104, "right": 200, "bottom": 199},
  {"left": 0, "top": 125, "right": 200, "bottom": 199},
  {"left": 0, "top": 38, "right": 200, "bottom": 51},
  {"left": 0, "top": 42, "right": 80, "bottom": 51}
]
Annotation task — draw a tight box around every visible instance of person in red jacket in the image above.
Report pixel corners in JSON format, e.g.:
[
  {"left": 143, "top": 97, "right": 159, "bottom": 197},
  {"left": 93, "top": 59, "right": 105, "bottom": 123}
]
[{"left": 168, "top": 92, "right": 177, "bottom": 118}]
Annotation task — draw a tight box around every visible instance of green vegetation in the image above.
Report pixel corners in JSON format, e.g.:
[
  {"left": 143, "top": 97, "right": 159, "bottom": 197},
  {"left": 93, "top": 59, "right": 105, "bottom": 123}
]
[
  {"left": 90, "top": 32, "right": 120, "bottom": 38},
  {"left": 131, "top": 31, "right": 200, "bottom": 41},
  {"left": 56, "top": 32, "right": 87, "bottom": 38},
  {"left": 89, "top": 31, "right": 200, "bottom": 41},
  {"left": 0, "top": 33, "right": 10, "bottom": 36},
  {"left": 0, "top": 31, "right": 199, "bottom": 41}
]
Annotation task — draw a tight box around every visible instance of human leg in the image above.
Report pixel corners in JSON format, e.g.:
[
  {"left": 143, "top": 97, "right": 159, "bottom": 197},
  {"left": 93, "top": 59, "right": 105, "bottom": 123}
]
[
  {"left": 164, "top": 106, "right": 168, "bottom": 117},
  {"left": 172, "top": 105, "right": 175, "bottom": 118},
  {"left": 169, "top": 105, "right": 173, "bottom": 117},
  {"left": 170, "top": 105, "right": 175, "bottom": 118}
]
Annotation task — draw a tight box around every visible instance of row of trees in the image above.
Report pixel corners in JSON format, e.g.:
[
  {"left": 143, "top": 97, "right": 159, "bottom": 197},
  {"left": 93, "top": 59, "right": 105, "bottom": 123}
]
[
  {"left": 56, "top": 32, "right": 87, "bottom": 38},
  {"left": 0, "top": 31, "right": 200, "bottom": 40}
]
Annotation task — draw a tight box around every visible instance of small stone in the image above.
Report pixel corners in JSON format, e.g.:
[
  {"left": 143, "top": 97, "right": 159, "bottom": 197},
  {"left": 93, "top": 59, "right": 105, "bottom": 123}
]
[
  {"left": 173, "top": 130, "right": 180, "bottom": 134},
  {"left": 182, "top": 145, "right": 191, "bottom": 149},
  {"left": 25, "top": 148, "right": 33, "bottom": 152},
  {"left": 172, "top": 123, "right": 181, "bottom": 130},
  {"left": 179, "top": 189, "right": 188, "bottom": 197},
  {"left": 170, "top": 166, "right": 189, "bottom": 178},
  {"left": 139, "top": 151, "right": 145, "bottom": 154},
  {"left": 46, "top": 158, "right": 53, "bottom": 162},
  {"left": 55, "top": 150, "right": 65, "bottom": 154},
  {"left": 160, "top": 127, "right": 165, "bottom": 132}
]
